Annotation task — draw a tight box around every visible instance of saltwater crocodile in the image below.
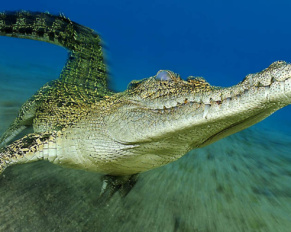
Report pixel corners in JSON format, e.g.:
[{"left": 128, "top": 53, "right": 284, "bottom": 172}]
[{"left": 0, "top": 11, "right": 291, "bottom": 196}]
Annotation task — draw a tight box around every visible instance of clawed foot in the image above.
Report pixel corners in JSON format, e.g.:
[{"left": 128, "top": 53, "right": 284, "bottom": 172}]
[{"left": 98, "top": 174, "right": 139, "bottom": 202}]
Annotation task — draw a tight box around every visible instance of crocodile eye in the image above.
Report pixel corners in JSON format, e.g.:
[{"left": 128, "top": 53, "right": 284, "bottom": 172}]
[{"left": 155, "top": 70, "right": 173, "bottom": 81}]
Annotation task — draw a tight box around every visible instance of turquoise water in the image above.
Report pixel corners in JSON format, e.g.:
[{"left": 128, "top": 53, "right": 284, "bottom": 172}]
[{"left": 0, "top": 1, "right": 291, "bottom": 231}]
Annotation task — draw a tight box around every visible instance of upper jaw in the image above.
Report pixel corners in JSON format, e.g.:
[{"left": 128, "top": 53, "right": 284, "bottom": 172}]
[{"left": 131, "top": 61, "right": 291, "bottom": 111}]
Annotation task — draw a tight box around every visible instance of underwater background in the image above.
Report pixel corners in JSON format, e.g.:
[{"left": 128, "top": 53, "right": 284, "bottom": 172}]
[{"left": 0, "top": 0, "right": 291, "bottom": 231}]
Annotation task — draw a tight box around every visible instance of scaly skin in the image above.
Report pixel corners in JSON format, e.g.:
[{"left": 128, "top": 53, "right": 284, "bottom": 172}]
[{"left": 0, "top": 11, "right": 291, "bottom": 177}]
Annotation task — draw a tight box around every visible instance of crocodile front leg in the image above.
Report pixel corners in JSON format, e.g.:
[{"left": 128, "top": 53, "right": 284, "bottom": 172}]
[
  {"left": 0, "top": 132, "right": 58, "bottom": 173},
  {"left": 100, "top": 174, "right": 139, "bottom": 197}
]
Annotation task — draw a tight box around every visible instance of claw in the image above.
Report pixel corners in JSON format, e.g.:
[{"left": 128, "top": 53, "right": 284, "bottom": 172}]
[{"left": 99, "top": 174, "right": 139, "bottom": 201}]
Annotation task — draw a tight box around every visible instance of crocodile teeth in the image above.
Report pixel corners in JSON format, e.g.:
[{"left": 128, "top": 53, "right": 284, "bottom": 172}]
[
  {"left": 203, "top": 104, "right": 211, "bottom": 119},
  {"left": 235, "top": 94, "right": 241, "bottom": 103},
  {"left": 225, "top": 97, "right": 231, "bottom": 106},
  {"left": 280, "top": 81, "right": 285, "bottom": 91},
  {"left": 265, "top": 86, "right": 270, "bottom": 98}
]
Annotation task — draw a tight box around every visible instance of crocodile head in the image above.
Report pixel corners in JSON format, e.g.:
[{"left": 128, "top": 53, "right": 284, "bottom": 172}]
[{"left": 102, "top": 61, "right": 291, "bottom": 174}]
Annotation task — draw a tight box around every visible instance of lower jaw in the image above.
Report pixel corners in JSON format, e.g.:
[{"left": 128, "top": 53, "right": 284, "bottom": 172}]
[{"left": 197, "top": 105, "right": 282, "bottom": 148}]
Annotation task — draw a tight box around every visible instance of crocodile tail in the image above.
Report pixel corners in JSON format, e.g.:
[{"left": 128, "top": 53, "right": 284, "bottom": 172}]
[
  {"left": 0, "top": 11, "right": 108, "bottom": 93},
  {"left": 0, "top": 132, "right": 57, "bottom": 174}
]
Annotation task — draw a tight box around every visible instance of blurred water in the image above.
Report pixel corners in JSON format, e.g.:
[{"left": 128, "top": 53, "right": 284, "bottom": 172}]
[{"left": 0, "top": 1, "right": 291, "bottom": 231}]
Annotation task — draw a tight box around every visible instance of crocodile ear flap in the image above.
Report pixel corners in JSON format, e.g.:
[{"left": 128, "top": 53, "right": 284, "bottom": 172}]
[{"left": 155, "top": 70, "right": 180, "bottom": 81}]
